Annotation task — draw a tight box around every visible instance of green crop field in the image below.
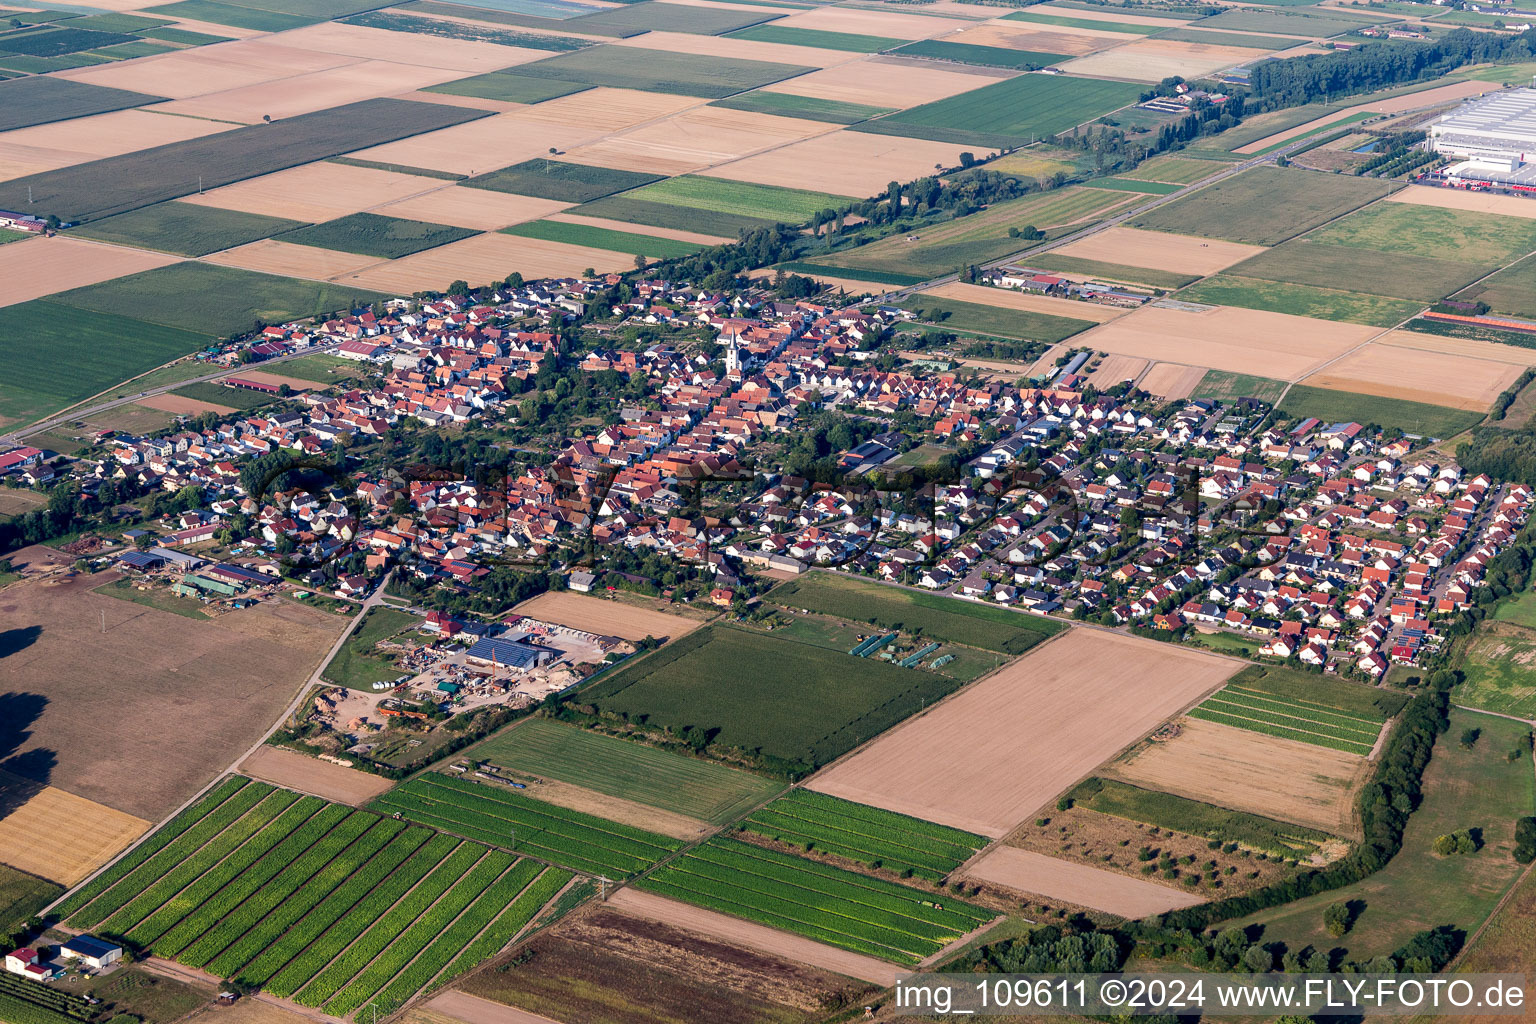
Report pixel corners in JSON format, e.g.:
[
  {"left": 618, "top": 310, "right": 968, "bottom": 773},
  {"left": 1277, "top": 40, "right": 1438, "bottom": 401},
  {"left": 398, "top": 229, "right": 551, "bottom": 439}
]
[
  {"left": 1220, "top": 241, "right": 1490, "bottom": 302},
  {"left": 1002, "top": 9, "right": 1157, "bottom": 31},
  {"left": 572, "top": 195, "right": 780, "bottom": 237},
  {"left": 320, "top": 606, "right": 419, "bottom": 690},
  {"left": 1456, "top": 257, "right": 1536, "bottom": 319},
  {"left": 710, "top": 90, "right": 892, "bottom": 123},
  {"left": 371, "top": 774, "right": 682, "bottom": 877},
  {"left": 0, "top": 76, "right": 161, "bottom": 132},
  {"left": 341, "top": 10, "right": 588, "bottom": 49},
  {"left": 889, "top": 39, "right": 1068, "bottom": 69},
  {"left": 468, "top": 718, "right": 782, "bottom": 824},
  {"left": 1082, "top": 176, "right": 1183, "bottom": 195},
  {"left": 1456, "top": 630, "right": 1536, "bottom": 718},
  {"left": 513, "top": 45, "right": 814, "bottom": 97},
  {"left": 502, "top": 219, "right": 703, "bottom": 258},
  {"left": 639, "top": 837, "right": 994, "bottom": 963},
  {"left": 1152, "top": 27, "right": 1299, "bottom": 47},
  {"left": 1188, "top": 685, "right": 1383, "bottom": 755},
  {"left": 0, "top": 26, "right": 138, "bottom": 57},
  {"left": 58, "top": 775, "right": 570, "bottom": 1015},
  {"left": 1190, "top": 369, "right": 1288, "bottom": 405},
  {"left": 900, "top": 294, "right": 1096, "bottom": 342},
  {"left": 626, "top": 175, "right": 848, "bottom": 221},
  {"left": 582, "top": 624, "right": 977, "bottom": 771},
  {"left": 1180, "top": 276, "right": 1426, "bottom": 327},
  {"left": 140, "top": 26, "right": 232, "bottom": 44},
  {"left": 129, "top": 0, "right": 315, "bottom": 31},
  {"left": 566, "top": 1, "right": 779, "bottom": 34},
  {"left": 47, "top": 263, "right": 386, "bottom": 340},
  {"left": 1279, "top": 384, "right": 1483, "bottom": 438},
  {"left": 768, "top": 572, "right": 1062, "bottom": 655},
  {"left": 0, "top": 302, "right": 213, "bottom": 427},
  {"left": 467, "top": 159, "right": 661, "bottom": 203},
  {"left": 424, "top": 71, "right": 589, "bottom": 103},
  {"left": 1132, "top": 167, "right": 1391, "bottom": 245},
  {"left": 1192, "top": 6, "right": 1369, "bottom": 34},
  {"left": 1309, "top": 202, "right": 1536, "bottom": 264},
  {"left": 0, "top": 98, "right": 483, "bottom": 223},
  {"left": 278, "top": 213, "right": 477, "bottom": 259},
  {"left": 1239, "top": 710, "right": 1534, "bottom": 962},
  {"left": 741, "top": 791, "right": 986, "bottom": 881},
  {"left": 0, "top": 864, "right": 59, "bottom": 934},
  {"left": 1068, "top": 778, "right": 1337, "bottom": 854},
  {"left": 728, "top": 24, "right": 898, "bottom": 49},
  {"left": 71, "top": 202, "right": 306, "bottom": 257},
  {"left": 1129, "top": 154, "right": 1227, "bottom": 184},
  {"left": 1031, "top": 254, "right": 1199, "bottom": 290},
  {"left": 857, "top": 73, "right": 1141, "bottom": 149}
]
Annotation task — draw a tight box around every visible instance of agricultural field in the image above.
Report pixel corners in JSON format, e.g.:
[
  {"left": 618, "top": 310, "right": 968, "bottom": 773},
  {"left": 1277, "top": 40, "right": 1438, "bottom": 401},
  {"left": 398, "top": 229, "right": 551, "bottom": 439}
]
[
  {"left": 1278, "top": 384, "right": 1484, "bottom": 438},
  {"left": 566, "top": 2, "right": 779, "bottom": 35},
  {"left": 740, "top": 790, "right": 987, "bottom": 881},
  {"left": 1455, "top": 628, "right": 1536, "bottom": 718},
  {"left": 58, "top": 775, "right": 571, "bottom": 1019},
  {"left": 638, "top": 837, "right": 994, "bottom": 963},
  {"left": 1067, "top": 777, "right": 1337, "bottom": 856},
  {"left": 1029, "top": 254, "right": 1199, "bottom": 291},
  {"left": 1051, "top": 226, "right": 1265, "bottom": 276},
  {"left": 1221, "top": 240, "right": 1490, "bottom": 303},
  {"left": 0, "top": 76, "right": 162, "bottom": 132},
  {"left": 1193, "top": 6, "right": 1371, "bottom": 34},
  {"left": 320, "top": 606, "right": 419, "bottom": 690},
  {"left": 1180, "top": 276, "right": 1424, "bottom": 328},
  {"left": 624, "top": 175, "right": 847, "bottom": 223},
  {"left": 467, "top": 718, "right": 783, "bottom": 825},
  {"left": 1002, "top": 9, "right": 1158, "bottom": 31},
  {"left": 1082, "top": 177, "right": 1183, "bottom": 195},
  {"left": 900, "top": 295, "right": 1096, "bottom": 343},
  {"left": 0, "top": 864, "right": 59, "bottom": 933},
  {"left": 1454, "top": 257, "right": 1536, "bottom": 320},
  {"left": 70, "top": 203, "right": 308, "bottom": 258},
  {"left": 137, "top": 1, "right": 317, "bottom": 31},
  {"left": 1239, "top": 710, "right": 1534, "bottom": 962},
  {"left": 371, "top": 773, "right": 682, "bottom": 877},
  {"left": 767, "top": 572, "right": 1062, "bottom": 655},
  {"left": 467, "top": 159, "right": 661, "bottom": 203},
  {"left": 1186, "top": 678, "right": 1389, "bottom": 755},
  {"left": 278, "top": 213, "right": 478, "bottom": 259},
  {"left": 1310, "top": 202, "right": 1536, "bottom": 265},
  {"left": 1132, "top": 167, "right": 1389, "bottom": 245},
  {"left": 512, "top": 46, "right": 815, "bottom": 98},
  {"left": 1190, "top": 370, "right": 1288, "bottom": 405},
  {"left": 424, "top": 72, "right": 589, "bottom": 104},
  {"left": 573, "top": 195, "right": 776, "bottom": 237},
  {"left": 728, "top": 24, "right": 900, "bottom": 51},
  {"left": 857, "top": 73, "right": 1142, "bottom": 149},
  {"left": 889, "top": 40, "right": 1068, "bottom": 69},
  {"left": 502, "top": 219, "right": 702, "bottom": 258},
  {"left": 710, "top": 91, "right": 892, "bottom": 124}
]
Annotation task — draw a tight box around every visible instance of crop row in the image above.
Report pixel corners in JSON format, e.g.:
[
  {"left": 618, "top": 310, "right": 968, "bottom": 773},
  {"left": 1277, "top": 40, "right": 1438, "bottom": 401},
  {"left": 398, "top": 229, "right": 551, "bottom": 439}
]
[
  {"left": 236, "top": 826, "right": 433, "bottom": 988},
  {"left": 70, "top": 781, "right": 274, "bottom": 927},
  {"left": 265, "top": 833, "right": 458, "bottom": 999},
  {"left": 182, "top": 810, "right": 375, "bottom": 970},
  {"left": 55, "top": 776, "right": 252, "bottom": 920},
  {"left": 294, "top": 842, "right": 487, "bottom": 1008},
  {"left": 130, "top": 797, "right": 322, "bottom": 947},
  {"left": 774, "top": 790, "right": 986, "bottom": 853},
  {"left": 1201, "top": 695, "right": 1380, "bottom": 742},
  {"left": 1214, "top": 689, "right": 1381, "bottom": 732},
  {"left": 105, "top": 792, "right": 307, "bottom": 937},
  {"left": 743, "top": 802, "right": 978, "bottom": 872},
  {"left": 159, "top": 804, "right": 355, "bottom": 961},
  {"left": 1225, "top": 684, "right": 1383, "bottom": 720},
  {"left": 0, "top": 975, "right": 90, "bottom": 1018},
  {"left": 0, "top": 993, "right": 81, "bottom": 1024},
  {"left": 325, "top": 852, "right": 515, "bottom": 1016},
  {"left": 207, "top": 818, "right": 404, "bottom": 980},
  {"left": 430, "top": 867, "right": 572, "bottom": 994},
  {"left": 412, "top": 774, "right": 682, "bottom": 852},
  {"left": 1186, "top": 706, "right": 1375, "bottom": 754},
  {"left": 742, "top": 816, "right": 956, "bottom": 881}
]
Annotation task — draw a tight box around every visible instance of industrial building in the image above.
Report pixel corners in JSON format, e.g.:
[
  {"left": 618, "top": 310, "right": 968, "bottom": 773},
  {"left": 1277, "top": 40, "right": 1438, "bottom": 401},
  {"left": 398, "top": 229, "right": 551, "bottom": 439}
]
[{"left": 1428, "top": 86, "right": 1536, "bottom": 187}]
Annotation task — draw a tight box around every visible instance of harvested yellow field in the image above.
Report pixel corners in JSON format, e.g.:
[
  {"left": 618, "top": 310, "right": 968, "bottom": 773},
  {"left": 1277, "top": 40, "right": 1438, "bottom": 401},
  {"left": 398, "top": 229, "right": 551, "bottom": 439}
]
[
  {"left": 1079, "top": 304, "right": 1377, "bottom": 381},
  {"left": 1060, "top": 38, "right": 1262, "bottom": 81},
  {"left": 808, "top": 629, "right": 1236, "bottom": 837},
  {"left": 759, "top": 58, "right": 1000, "bottom": 107},
  {"left": 0, "top": 109, "right": 233, "bottom": 180},
  {"left": 204, "top": 240, "right": 386, "bottom": 282},
  {"left": 1087, "top": 353, "right": 1149, "bottom": 386},
  {"left": 922, "top": 281, "right": 1126, "bottom": 322},
  {"left": 1037, "top": 3, "right": 1198, "bottom": 27},
  {"left": 704, "top": 129, "right": 969, "bottom": 198},
  {"left": 989, "top": 150, "right": 1082, "bottom": 180},
  {"left": 152, "top": 61, "right": 463, "bottom": 124},
  {"left": 182, "top": 162, "right": 440, "bottom": 223},
  {"left": 0, "top": 774, "right": 148, "bottom": 886},
  {"left": 160, "top": 16, "right": 266, "bottom": 39},
  {"left": 1234, "top": 108, "right": 1364, "bottom": 155},
  {"left": 377, "top": 187, "right": 572, "bottom": 231},
  {"left": 348, "top": 109, "right": 605, "bottom": 176},
  {"left": 508, "top": 88, "right": 700, "bottom": 134},
  {"left": 576, "top": 107, "right": 831, "bottom": 178},
  {"left": 1300, "top": 340, "right": 1521, "bottom": 411},
  {"left": 550, "top": 213, "right": 729, "bottom": 246},
  {"left": 948, "top": 21, "right": 1128, "bottom": 55},
  {"left": 0, "top": 237, "right": 180, "bottom": 309},
  {"left": 1107, "top": 718, "right": 1368, "bottom": 835},
  {"left": 770, "top": 6, "right": 972, "bottom": 38},
  {"left": 1386, "top": 184, "right": 1536, "bottom": 220},
  {"left": 336, "top": 231, "right": 631, "bottom": 293},
  {"left": 1360, "top": 78, "right": 1493, "bottom": 114},
  {"left": 611, "top": 29, "right": 858, "bottom": 67},
  {"left": 964, "top": 847, "right": 1204, "bottom": 917},
  {"left": 1053, "top": 226, "right": 1267, "bottom": 274},
  {"left": 137, "top": 394, "right": 237, "bottom": 416},
  {"left": 270, "top": 20, "right": 561, "bottom": 72},
  {"left": 561, "top": 136, "right": 713, "bottom": 177},
  {"left": 390, "top": 90, "right": 521, "bottom": 114},
  {"left": 512, "top": 590, "right": 705, "bottom": 641},
  {"left": 1370, "top": 328, "right": 1536, "bottom": 367},
  {"left": 52, "top": 40, "right": 360, "bottom": 99},
  {"left": 1139, "top": 362, "right": 1207, "bottom": 400}
]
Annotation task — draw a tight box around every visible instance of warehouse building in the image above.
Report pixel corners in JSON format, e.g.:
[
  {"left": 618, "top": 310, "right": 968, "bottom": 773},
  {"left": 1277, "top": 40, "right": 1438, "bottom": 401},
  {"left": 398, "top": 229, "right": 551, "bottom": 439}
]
[{"left": 1429, "top": 87, "right": 1536, "bottom": 182}]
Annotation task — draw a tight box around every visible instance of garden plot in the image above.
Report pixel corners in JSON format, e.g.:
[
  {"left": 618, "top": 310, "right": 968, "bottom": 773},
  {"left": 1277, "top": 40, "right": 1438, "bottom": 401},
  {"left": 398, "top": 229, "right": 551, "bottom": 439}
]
[
  {"left": 149, "top": 61, "right": 466, "bottom": 123},
  {"left": 0, "top": 108, "right": 233, "bottom": 180},
  {"left": 758, "top": 58, "right": 1004, "bottom": 108},
  {"left": 1387, "top": 183, "right": 1536, "bottom": 221},
  {"left": 1075, "top": 303, "right": 1378, "bottom": 381},
  {"left": 963, "top": 847, "right": 1204, "bottom": 917},
  {"left": 375, "top": 186, "right": 572, "bottom": 231},
  {"left": 702, "top": 128, "right": 970, "bottom": 198},
  {"left": 0, "top": 236, "right": 180, "bottom": 309},
  {"left": 51, "top": 38, "right": 362, "bottom": 99},
  {"left": 1299, "top": 339, "right": 1521, "bottom": 412},
  {"left": 182, "top": 161, "right": 442, "bottom": 223},
  {"left": 336, "top": 230, "right": 631, "bottom": 292},
  {"left": 807, "top": 629, "right": 1235, "bottom": 837},
  {"left": 1052, "top": 227, "right": 1267, "bottom": 275},
  {"left": 260, "top": 18, "right": 563, "bottom": 72},
  {"left": 920, "top": 281, "right": 1125, "bottom": 322},
  {"left": 610, "top": 28, "right": 860, "bottom": 67},
  {"left": 1057, "top": 38, "right": 1261, "bottom": 81}
]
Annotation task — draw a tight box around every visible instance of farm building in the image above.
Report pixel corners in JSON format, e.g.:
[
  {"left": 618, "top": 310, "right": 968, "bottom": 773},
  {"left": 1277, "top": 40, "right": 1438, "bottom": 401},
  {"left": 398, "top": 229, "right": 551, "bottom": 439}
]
[
  {"left": 117, "top": 551, "right": 166, "bottom": 572},
  {"left": 1430, "top": 87, "right": 1536, "bottom": 179},
  {"left": 4, "top": 948, "right": 57, "bottom": 980},
  {"left": 59, "top": 936, "right": 121, "bottom": 970},
  {"left": 465, "top": 636, "right": 557, "bottom": 670}
]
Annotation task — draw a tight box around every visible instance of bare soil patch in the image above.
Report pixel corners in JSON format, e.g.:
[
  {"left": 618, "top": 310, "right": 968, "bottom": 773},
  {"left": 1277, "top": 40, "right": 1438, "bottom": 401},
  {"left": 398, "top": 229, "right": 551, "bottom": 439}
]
[
  {"left": 377, "top": 187, "right": 572, "bottom": 232},
  {"left": 0, "top": 576, "right": 346, "bottom": 820},
  {"left": 759, "top": 59, "right": 994, "bottom": 107},
  {"left": 1106, "top": 717, "right": 1368, "bottom": 835},
  {"left": 0, "top": 771, "right": 148, "bottom": 885},
  {"left": 511, "top": 590, "right": 704, "bottom": 642},
  {"left": 611, "top": 29, "right": 855, "bottom": 68},
  {"left": 704, "top": 128, "right": 970, "bottom": 198},
  {"left": 1076, "top": 303, "right": 1377, "bottom": 380},
  {"left": 1359, "top": 78, "right": 1495, "bottom": 114},
  {"left": 422, "top": 994, "right": 562, "bottom": 1024},
  {"left": 949, "top": 22, "right": 1129, "bottom": 55},
  {"left": 151, "top": 61, "right": 463, "bottom": 124},
  {"left": 964, "top": 846, "right": 1204, "bottom": 917},
  {"left": 1053, "top": 226, "right": 1267, "bottom": 275},
  {"left": 1301, "top": 340, "right": 1520, "bottom": 411},
  {"left": 923, "top": 281, "right": 1126, "bottom": 322},
  {"left": 238, "top": 744, "right": 393, "bottom": 805},
  {"left": 1086, "top": 353, "right": 1148, "bottom": 387},
  {"left": 181, "top": 996, "right": 316, "bottom": 1024},
  {"left": 183, "top": 162, "right": 441, "bottom": 224},
  {"left": 1234, "top": 108, "right": 1364, "bottom": 154},
  {"left": 1060, "top": 38, "right": 1262, "bottom": 82},
  {"left": 0, "top": 237, "right": 179, "bottom": 310},
  {"left": 1387, "top": 184, "right": 1536, "bottom": 221},
  {"left": 1139, "top": 362, "right": 1206, "bottom": 399},
  {"left": 136, "top": 394, "right": 237, "bottom": 416},
  {"left": 219, "top": 369, "right": 323, "bottom": 391},
  {"left": 204, "top": 239, "right": 386, "bottom": 283},
  {"left": 807, "top": 629, "right": 1236, "bottom": 837},
  {"left": 336, "top": 232, "right": 631, "bottom": 293}
]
